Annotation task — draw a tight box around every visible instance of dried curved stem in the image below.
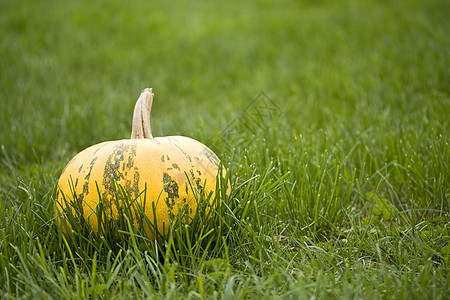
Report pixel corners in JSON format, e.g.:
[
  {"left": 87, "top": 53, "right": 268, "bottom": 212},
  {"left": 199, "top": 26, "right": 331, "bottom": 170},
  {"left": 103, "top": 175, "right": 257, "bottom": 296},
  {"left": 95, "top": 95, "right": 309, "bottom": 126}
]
[{"left": 131, "top": 88, "right": 154, "bottom": 139}]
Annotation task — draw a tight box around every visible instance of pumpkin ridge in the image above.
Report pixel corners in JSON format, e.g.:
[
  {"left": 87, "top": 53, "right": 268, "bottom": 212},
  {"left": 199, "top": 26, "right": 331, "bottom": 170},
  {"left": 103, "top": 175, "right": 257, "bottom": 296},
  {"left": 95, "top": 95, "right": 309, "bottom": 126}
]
[
  {"left": 102, "top": 141, "right": 131, "bottom": 202},
  {"left": 166, "top": 136, "right": 194, "bottom": 162}
]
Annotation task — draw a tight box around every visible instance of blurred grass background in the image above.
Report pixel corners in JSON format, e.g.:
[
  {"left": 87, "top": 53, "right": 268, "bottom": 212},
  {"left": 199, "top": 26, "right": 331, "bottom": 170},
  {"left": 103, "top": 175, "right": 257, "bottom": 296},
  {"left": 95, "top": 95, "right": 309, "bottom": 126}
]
[
  {"left": 2, "top": 0, "right": 448, "bottom": 165},
  {"left": 1, "top": 0, "right": 449, "bottom": 298}
]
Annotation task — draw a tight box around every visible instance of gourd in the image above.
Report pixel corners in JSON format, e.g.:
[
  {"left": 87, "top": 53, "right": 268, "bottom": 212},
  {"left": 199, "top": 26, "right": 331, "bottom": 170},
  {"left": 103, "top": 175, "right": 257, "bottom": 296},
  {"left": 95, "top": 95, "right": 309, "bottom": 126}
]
[{"left": 55, "top": 88, "right": 224, "bottom": 236}]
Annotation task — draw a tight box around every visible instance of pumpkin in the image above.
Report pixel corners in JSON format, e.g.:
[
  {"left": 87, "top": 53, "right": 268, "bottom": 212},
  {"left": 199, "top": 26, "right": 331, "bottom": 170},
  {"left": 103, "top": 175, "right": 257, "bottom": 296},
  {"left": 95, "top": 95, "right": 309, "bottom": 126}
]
[{"left": 55, "top": 88, "right": 225, "bottom": 236}]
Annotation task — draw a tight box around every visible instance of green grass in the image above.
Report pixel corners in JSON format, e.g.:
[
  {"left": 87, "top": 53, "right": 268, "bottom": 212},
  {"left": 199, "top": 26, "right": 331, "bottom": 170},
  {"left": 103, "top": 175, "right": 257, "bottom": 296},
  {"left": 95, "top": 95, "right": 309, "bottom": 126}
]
[{"left": 1, "top": 0, "right": 449, "bottom": 298}]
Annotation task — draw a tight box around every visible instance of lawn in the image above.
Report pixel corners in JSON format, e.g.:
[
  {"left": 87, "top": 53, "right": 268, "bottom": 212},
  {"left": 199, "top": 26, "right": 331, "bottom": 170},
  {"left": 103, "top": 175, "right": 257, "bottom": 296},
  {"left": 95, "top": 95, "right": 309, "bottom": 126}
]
[{"left": 1, "top": 0, "right": 449, "bottom": 298}]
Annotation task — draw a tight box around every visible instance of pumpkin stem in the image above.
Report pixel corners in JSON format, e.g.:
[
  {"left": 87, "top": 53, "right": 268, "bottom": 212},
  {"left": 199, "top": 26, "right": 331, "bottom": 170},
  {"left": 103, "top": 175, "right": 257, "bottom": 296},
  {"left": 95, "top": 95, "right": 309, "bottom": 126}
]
[{"left": 131, "top": 88, "right": 154, "bottom": 139}]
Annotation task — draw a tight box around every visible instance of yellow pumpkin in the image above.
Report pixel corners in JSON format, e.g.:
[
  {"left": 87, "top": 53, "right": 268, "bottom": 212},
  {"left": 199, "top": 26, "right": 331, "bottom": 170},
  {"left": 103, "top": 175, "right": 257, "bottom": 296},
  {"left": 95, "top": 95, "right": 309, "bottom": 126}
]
[{"left": 55, "top": 88, "right": 224, "bottom": 236}]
